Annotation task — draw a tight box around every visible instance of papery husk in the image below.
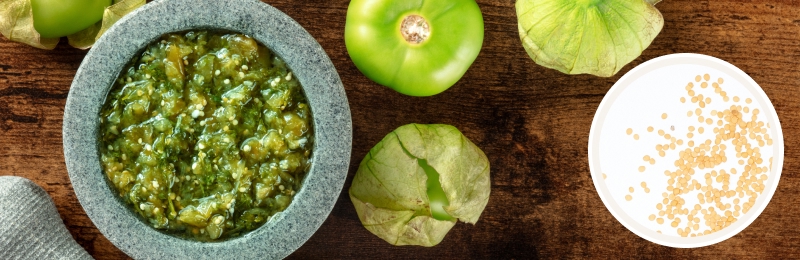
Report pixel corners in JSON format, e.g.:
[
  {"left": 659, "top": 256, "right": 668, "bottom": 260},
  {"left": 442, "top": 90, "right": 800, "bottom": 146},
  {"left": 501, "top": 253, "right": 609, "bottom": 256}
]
[
  {"left": 0, "top": 0, "right": 144, "bottom": 50},
  {"left": 516, "top": 0, "right": 664, "bottom": 77}
]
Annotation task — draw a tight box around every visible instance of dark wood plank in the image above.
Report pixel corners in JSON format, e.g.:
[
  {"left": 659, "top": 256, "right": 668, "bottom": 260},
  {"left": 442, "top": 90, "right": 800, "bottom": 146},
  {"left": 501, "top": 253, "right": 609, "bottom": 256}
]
[{"left": 1, "top": 0, "right": 799, "bottom": 259}]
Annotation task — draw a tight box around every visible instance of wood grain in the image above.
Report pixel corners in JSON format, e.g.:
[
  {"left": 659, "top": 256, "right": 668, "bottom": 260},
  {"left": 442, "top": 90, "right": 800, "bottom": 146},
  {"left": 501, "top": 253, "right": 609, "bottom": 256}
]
[{"left": 1, "top": 0, "right": 799, "bottom": 258}]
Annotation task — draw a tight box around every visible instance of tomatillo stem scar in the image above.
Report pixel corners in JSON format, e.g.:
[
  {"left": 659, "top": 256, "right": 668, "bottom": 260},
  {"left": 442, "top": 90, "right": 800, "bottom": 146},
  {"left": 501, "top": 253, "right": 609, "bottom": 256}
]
[{"left": 400, "top": 15, "right": 430, "bottom": 44}]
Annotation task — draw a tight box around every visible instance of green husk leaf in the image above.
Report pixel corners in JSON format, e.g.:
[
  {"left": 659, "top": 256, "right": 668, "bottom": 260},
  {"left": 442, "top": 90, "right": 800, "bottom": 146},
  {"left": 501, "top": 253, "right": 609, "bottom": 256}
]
[
  {"left": 349, "top": 124, "right": 491, "bottom": 246},
  {"left": 0, "top": 0, "right": 143, "bottom": 50},
  {"left": 96, "top": 0, "right": 145, "bottom": 40},
  {"left": 0, "top": 0, "right": 58, "bottom": 50},
  {"left": 516, "top": 0, "right": 664, "bottom": 77},
  {"left": 68, "top": 0, "right": 145, "bottom": 49},
  {"left": 66, "top": 22, "right": 102, "bottom": 49}
]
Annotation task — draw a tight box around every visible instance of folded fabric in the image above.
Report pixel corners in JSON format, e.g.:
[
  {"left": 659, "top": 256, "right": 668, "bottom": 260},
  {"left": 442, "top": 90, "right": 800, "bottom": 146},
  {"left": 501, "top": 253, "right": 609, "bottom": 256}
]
[{"left": 0, "top": 176, "right": 92, "bottom": 260}]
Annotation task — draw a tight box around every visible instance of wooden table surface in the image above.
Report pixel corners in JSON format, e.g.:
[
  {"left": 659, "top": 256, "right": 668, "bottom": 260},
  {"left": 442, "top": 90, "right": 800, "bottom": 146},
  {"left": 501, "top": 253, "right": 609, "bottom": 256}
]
[{"left": 2, "top": 0, "right": 800, "bottom": 258}]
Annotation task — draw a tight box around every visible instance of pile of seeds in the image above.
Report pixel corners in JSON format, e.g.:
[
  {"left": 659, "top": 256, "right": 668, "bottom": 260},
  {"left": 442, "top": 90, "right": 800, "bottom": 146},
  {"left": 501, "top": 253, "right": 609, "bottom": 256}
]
[{"left": 624, "top": 73, "right": 773, "bottom": 237}]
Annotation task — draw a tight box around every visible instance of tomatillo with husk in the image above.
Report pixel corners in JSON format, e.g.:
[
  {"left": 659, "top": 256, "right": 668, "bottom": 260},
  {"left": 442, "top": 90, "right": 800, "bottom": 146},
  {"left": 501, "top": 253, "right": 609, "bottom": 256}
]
[
  {"left": 32, "top": 0, "right": 111, "bottom": 38},
  {"left": 515, "top": 0, "right": 664, "bottom": 77},
  {"left": 349, "top": 124, "right": 491, "bottom": 247},
  {"left": 0, "top": 0, "right": 144, "bottom": 49},
  {"left": 344, "top": 0, "right": 484, "bottom": 97}
]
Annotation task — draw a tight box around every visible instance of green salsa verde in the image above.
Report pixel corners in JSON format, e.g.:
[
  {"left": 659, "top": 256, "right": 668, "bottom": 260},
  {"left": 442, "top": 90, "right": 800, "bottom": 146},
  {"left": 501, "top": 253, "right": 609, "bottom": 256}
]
[{"left": 99, "top": 31, "right": 314, "bottom": 241}]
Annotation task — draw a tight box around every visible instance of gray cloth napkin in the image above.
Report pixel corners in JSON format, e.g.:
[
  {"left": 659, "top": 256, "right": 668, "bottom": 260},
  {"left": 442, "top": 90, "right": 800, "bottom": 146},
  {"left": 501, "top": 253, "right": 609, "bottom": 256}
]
[{"left": 0, "top": 176, "right": 92, "bottom": 260}]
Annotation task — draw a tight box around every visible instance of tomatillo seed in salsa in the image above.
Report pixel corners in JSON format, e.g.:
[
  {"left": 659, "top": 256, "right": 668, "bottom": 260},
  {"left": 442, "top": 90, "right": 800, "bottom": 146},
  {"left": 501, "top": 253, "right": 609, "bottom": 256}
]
[{"left": 98, "top": 31, "right": 314, "bottom": 241}]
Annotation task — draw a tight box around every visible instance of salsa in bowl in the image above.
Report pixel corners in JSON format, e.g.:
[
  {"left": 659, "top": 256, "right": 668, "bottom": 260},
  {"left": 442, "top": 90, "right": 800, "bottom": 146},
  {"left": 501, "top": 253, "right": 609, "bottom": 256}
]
[{"left": 63, "top": 0, "right": 351, "bottom": 258}]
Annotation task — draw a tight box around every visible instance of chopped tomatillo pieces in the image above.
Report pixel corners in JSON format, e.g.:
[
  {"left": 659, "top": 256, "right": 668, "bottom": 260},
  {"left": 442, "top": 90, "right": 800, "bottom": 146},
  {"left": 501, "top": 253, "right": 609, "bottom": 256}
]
[
  {"left": 350, "top": 124, "right": 491, "bottom": 246},
  {"left": 516, "top": 0, "right": 664, "bottom": 77},
  {"left": 344, "top": 0, "right": 484, "bottom": 96},
  {"left": 99, "top": 31, "right": 314, "bottom": 241}
]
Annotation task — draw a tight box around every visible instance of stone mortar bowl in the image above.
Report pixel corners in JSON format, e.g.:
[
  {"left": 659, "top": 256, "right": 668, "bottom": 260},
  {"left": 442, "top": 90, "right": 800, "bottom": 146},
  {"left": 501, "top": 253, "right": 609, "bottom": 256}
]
[{"left": 62, "top": 0, "right": 352, "bottom": 258}]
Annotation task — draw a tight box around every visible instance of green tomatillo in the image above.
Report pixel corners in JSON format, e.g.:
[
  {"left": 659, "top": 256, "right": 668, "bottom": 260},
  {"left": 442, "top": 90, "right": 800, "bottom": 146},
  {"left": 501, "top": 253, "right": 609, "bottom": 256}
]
[
  {"left": 344, "top": 0, "right": 484, "bottom": 97},
  {"left": 31, "top": 0, "right": 111, "bottom": 38},
  {"left": 350, "top": 124, "right": 491, "bottom": 247},
  {"left": 0, "top": 0, "right": 143, "bottom": 49},
  {"left": 515, "top": 0, "right": 664, "bottom": 77}
]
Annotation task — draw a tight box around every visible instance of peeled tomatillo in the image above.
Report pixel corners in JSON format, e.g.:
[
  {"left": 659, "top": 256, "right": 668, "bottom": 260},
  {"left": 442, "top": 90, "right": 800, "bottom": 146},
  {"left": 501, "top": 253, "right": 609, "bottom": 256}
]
[
  {"left": 31, "top": 0, "right": 111, "bottom": 38},
  {"left": 344, "top": 0, "right": 484, "bottom": 97}
]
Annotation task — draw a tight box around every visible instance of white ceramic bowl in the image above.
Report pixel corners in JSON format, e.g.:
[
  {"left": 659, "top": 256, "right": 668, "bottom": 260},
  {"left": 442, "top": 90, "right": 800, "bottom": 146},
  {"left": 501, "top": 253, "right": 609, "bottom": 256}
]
[{"left": 589, "top": 53, "right": 784, "bottom": 248}]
